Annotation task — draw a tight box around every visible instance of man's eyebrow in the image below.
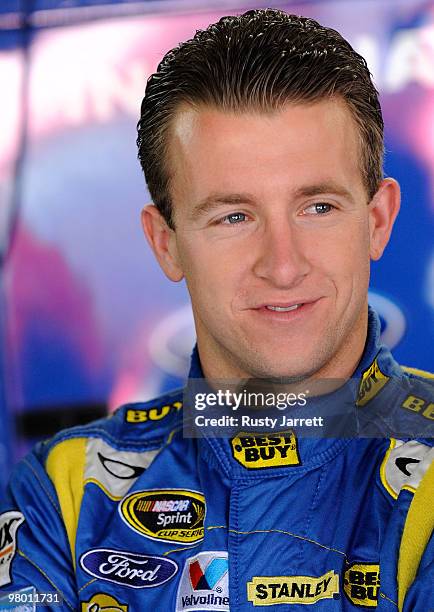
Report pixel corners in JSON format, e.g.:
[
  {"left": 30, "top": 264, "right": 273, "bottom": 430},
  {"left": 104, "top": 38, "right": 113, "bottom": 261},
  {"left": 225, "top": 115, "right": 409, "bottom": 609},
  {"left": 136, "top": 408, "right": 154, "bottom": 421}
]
[
  {"left": 191, "top": 193, "right": 256, "bottom": 217},
  {"left": 191, "top": 183, "right": 355, "bottom": 218},
  {"left": 294, "top": 183, "right": 354, "bottom": 202}
]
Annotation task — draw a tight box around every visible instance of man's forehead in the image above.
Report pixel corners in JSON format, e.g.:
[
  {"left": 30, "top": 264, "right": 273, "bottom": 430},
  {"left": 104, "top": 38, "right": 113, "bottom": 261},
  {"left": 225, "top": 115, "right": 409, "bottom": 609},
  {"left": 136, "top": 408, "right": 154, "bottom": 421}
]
[
  {"left": 168, "top": 99, "right": 362, "bottom": 194},
  {"left": 168, "top": 98, "right": 362, "bottom": 184}
]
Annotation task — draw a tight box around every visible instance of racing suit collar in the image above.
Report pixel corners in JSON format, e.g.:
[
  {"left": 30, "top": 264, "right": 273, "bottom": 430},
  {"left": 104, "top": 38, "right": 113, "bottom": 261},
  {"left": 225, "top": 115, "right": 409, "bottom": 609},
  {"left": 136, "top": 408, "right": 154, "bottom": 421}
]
[{"left": 188, "top": 306, "right": 401, "bottom": 479}]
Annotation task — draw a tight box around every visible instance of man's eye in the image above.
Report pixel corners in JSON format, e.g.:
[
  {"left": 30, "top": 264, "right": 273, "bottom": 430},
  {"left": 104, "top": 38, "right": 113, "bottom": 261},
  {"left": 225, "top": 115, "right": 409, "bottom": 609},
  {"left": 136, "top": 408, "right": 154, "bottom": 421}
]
[
  {"left": 221, "top": 212, "right": 247, "bottom": 224},
  {"left": 304, "top": 203, "right": 334, "bottom": 215}
]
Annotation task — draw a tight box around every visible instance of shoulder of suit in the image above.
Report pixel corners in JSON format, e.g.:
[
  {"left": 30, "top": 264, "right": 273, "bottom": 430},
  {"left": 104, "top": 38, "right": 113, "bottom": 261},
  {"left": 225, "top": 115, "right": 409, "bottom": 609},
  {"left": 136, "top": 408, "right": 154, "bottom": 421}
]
[
  {"left": 36, "top": 387, "right": 185, "bottom": 463},
  {"left": 400, "top": 365, "right": 434, "bottom": 384}
]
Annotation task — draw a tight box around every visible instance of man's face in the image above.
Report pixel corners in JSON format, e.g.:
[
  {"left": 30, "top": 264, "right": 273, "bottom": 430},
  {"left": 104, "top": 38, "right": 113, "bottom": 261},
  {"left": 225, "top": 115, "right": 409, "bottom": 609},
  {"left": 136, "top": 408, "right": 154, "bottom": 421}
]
[{"left": 163, "top": 100, "right": 379, "bottom": 379}]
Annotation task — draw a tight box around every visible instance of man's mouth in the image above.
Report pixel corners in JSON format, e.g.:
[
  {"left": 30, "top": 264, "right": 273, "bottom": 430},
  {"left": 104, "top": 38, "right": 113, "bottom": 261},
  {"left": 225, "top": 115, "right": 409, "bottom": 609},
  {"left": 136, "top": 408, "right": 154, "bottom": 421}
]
[
  {"left": 250, "top": 299, "right": 321, "bottom": 319},
  {"left": 265, "top": 304, "right": 302, "bottom": 312}
]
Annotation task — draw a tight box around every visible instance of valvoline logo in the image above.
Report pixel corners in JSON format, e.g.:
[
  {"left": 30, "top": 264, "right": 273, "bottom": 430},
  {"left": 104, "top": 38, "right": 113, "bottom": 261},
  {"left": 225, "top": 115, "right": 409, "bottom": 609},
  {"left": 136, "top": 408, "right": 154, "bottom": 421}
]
[
  {"left": 189, "top": 556, "right": 228, "bottom": 591},
  {"left": 80, "top": 548, "right": 178, "bottom": 589},
  {"left": 176, "top": 552, "right": 229, "bottom": 611}
]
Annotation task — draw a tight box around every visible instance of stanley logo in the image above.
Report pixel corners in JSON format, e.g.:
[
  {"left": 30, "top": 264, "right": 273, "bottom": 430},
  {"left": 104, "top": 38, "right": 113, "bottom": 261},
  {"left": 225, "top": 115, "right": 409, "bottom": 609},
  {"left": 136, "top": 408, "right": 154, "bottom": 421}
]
[
  {"left": 125, "top": 401, "right": 182, "bottom": 424},
  {"left": 357, "top": 358, "right": 389, "bottom": 407},
  {"left": 247, "top": 571, "right": 339, "bottom": 605},
  {"left": 119, "top": 489, "right": 205, "bottom": 544},
  {"left": 231, "top": 432, "right": 300, "bottom": 469},
  {"left": 343, "top": 563, "right": 380, "bottom": 607}
]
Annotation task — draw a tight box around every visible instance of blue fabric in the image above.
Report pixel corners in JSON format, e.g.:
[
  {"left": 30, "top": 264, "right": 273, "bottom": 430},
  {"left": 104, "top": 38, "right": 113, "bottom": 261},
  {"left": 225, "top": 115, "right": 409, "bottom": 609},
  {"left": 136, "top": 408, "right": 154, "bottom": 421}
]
[{"left": 0, "top": 308, "right": 433, "bottom": 610}]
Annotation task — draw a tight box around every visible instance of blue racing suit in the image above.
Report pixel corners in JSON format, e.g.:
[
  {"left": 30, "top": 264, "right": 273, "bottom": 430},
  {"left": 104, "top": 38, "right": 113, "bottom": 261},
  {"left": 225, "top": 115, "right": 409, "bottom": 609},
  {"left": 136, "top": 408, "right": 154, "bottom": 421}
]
[{"left": 0, "top": 309, "right": 433, "bottom": 611}]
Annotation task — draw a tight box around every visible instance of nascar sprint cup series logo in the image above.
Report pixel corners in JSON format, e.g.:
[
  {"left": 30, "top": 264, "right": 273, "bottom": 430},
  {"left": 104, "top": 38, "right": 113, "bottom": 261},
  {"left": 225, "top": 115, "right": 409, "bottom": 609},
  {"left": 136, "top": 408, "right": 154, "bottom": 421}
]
[{"left": 119, "top": 489, "right": 206, "bottom": 544}]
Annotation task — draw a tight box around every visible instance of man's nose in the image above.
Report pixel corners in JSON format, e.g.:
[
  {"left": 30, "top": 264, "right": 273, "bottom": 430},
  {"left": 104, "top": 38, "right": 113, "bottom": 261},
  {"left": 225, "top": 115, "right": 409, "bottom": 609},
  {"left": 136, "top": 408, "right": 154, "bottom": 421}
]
[{"left": 252, "top": 218, "right": 311, "bottom": 288}]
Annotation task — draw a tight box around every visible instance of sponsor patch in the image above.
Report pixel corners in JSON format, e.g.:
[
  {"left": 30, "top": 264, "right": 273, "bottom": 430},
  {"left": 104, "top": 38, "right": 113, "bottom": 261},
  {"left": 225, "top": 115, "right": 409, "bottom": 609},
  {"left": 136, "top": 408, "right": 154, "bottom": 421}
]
[
  {"left": 81, "top": 592, "right": 128, "bottom": 611},
  {"left": 80, "top": 548, "right": 177, "bottom": 589},
  {"left": 84, "top": 438, "right": 160, "bottom": 500},
  {"left": 401, "top": 395, "right": 434, "bottom": 420},
  {"left": 247, "top": 571, "right": 339, "bottom": 605},
  {"left": 119, "top": 489, "right": 205, "bottom": 544},
  {"left": 176, "top": 551, "right": 229, "bottom": 611},
  {"left": 125, "top": 401, "right": 182, "bottom": 424},
  {"left": 0, "top": 511, "right": 25, "bottom": 587},
  {"left": 343, "top": 563, "right": 379, "bottom": 607},
  {"left": 231, "top": 432, "right": 300, "bottom": 469},
  {"left": 357, "top": 358, "right": 389, "bottom": 407},
  {"left": 380, "top": 439, "right": 434, "bottom": 499}
]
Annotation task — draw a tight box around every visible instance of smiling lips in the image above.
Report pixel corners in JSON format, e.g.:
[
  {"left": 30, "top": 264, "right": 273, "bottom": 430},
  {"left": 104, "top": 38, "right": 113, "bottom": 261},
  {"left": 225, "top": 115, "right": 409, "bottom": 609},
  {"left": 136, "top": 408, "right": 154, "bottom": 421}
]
[
  {"left": 255, "top": 300, "right": 315, "bottom": 311},
  {"left": 251, "top": 299, "right": 320, "bottom": 318},
  {"left": 266, "top": 304, "right": 301, "bottom": 312}
]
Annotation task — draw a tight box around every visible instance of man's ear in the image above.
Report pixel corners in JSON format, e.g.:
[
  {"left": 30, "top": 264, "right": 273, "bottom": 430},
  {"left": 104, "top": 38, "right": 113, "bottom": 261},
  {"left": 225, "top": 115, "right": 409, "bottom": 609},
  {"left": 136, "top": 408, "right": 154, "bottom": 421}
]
[
  {"left": 141, "top": 204, "right": 184, "bottom": 281},
  {"left": 368, "top": 178, "right": 401, "bottom": 261}
]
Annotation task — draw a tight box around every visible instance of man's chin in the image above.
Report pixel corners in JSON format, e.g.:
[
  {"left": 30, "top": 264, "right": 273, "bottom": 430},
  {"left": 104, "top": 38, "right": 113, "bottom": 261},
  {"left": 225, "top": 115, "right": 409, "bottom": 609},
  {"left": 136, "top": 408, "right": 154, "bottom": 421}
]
[{"left": 238, "top": 351, "right": 321, "bottom": 382}]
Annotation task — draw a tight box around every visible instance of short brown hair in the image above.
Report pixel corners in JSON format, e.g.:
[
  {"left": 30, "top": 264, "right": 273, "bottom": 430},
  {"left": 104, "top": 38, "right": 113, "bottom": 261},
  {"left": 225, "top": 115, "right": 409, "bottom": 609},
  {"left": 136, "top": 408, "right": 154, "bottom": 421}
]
[{"left": 137, "top": 8, "right": 384, "bottom": 229}]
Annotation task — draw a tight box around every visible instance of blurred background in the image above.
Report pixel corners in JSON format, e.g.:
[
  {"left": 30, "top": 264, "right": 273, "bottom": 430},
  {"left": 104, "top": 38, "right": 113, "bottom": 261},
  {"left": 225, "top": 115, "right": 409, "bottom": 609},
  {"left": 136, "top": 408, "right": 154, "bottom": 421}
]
[{"left": 0, "top": 0, "right": 433, "bottom": 494}]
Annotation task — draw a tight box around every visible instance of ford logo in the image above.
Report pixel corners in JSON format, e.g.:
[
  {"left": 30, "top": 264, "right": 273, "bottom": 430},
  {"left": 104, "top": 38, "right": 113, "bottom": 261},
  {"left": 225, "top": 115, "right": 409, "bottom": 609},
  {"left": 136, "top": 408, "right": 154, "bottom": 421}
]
[{"left": 80, "top": 549, "right": 178, "bottom": 589}]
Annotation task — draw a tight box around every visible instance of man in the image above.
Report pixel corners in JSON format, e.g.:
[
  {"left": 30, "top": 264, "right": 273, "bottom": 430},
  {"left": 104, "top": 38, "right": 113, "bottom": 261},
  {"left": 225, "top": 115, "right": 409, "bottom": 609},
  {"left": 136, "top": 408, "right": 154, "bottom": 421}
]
[{"left": 1, "top": 9, "right": 433, "bottom": 611}]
